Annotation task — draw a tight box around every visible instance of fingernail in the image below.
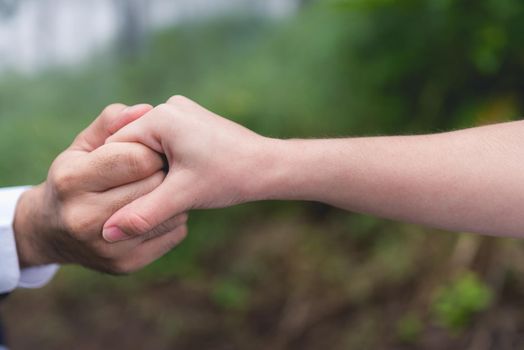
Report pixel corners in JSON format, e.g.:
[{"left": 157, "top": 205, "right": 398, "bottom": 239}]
[
  {"left": 103, "top": 226, "right": 129, "bottom": 242},
  {"left": 123, "top": 104, "right": 150, "bottom": 114},
  {"left": 122, "top": 105, "right": 138, "bottom": 114}
]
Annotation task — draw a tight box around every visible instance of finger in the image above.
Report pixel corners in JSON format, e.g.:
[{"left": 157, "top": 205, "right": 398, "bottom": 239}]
[
  {"left": 93, "top": 213, "right": 188, "bottom": 263},
  {"left": 105, "top": 105, "right": 168, "bottom": 153},
  {"left": 102, "top": 170, "right": 166, "bottom": 215},
  {"left": 71, "top": 104, "right": 153, "bottom": 152},
  {"left": 166, "top": 95, "right": 203, "bottom": 111},
  {"left": 71, "top": 170, "right": 166, "bottom": 244},
  {"left": 140, "top": 213, "right": 189, "bottom": 242},
  {"left": 103, "top": 173, "right": 192, "bottom": 242},
  {"left": 74, "top": 142, "right": 164, "bottom": 192},
  {"left": 120, "top": 225, "right": 188, "bottom": 273}
]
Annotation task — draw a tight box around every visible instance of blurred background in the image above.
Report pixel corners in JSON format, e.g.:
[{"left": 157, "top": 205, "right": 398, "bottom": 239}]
[{"left": 1, "top": 0, "right": 524, "bottom": 349}]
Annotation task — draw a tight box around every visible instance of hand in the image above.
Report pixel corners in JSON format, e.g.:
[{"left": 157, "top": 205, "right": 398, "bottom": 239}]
[
  {"left": 14, "top": 103, "right": 188, "bottom": 274},
  {"left": 103, "top": 96, "right": 272, "bottom": 242}
]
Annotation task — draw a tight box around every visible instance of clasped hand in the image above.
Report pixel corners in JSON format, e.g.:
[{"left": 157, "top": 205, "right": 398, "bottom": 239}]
[
  {"left": 15, "top": 95, "right": 268, "bottom": 274},
  {"left": 14, "top": 102, "right": 195, "bottom": 274}
]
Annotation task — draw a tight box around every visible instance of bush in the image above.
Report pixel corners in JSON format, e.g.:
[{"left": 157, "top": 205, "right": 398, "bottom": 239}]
[{"left": 432, "top": 272, "right": 493, "bottom": 332}]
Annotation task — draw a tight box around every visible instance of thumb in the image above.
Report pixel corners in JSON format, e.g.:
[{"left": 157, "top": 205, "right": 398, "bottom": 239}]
[
  {"left": 71, "top": 103, "right": 153, "bottom": 152},
  {"left": 102, "top": 174, "right": 193, "bottom": 242}
]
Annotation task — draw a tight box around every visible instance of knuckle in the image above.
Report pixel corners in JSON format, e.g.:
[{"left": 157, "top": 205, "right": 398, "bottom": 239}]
[
  {"left": 51, "top": 167, "right": 78, "bottom": 195},
  {"left": 125, "top": 152, "right": 143, "bottom": 178},
  {"left": 102, "top": 103, "right": 126, "bottom": 117},
  {"left": 167, "top": 95, "right": 190, "bottom": 106},
  {"left": 123, "top": 212, "right": 154, "bottom": 236},
  {"left": 150, "top": 221, "right": 173, "bottom": 237},
  {"left": 99, "top": 103, "right": 126, "bottom": 129},
  {"left": 126, "top": 146, "right": 156, "bottom": 176},
  {"left": 155, "top": 103, "right": 177, "bottom": 116},
  {"left": 61, "top": 207, "right": 97, "bottom": 238},
  {"left": 147, "top": 214, "right": 189, "bottom": 238}
]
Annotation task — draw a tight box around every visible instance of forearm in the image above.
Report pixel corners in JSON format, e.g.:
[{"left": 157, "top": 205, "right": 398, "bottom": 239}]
[{"left": 256, "top": 121, "right": 524, "bottom": 237}]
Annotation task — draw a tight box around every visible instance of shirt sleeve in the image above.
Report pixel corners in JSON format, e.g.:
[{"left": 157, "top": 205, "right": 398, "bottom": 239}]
[{"left": 0, "top": 186, "right": 59, "bottom": 293}]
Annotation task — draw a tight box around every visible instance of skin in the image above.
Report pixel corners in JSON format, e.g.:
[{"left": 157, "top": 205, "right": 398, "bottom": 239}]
[
  {"left": 14, "top": 103, "right": 188, "bottom": 274},
  {"left": 104, "top": 95, "right": 524, "bottom": 242}
]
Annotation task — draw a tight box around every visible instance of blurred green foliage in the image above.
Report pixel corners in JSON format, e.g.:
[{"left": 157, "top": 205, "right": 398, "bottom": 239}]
[
  {"left": 211, "top": 278, "right": 250, "bottom": 311},
  {"left": 2, "top": 0, "right": 524, "bottom": 348},
  {"left": 432, "top": 272, "right": 493, "bottom": 331},
  {"left": 396, "top": 312, "right": 423, "bottom": 343}
]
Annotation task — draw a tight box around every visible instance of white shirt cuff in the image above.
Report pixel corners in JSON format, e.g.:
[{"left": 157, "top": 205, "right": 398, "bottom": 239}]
[
  {"left": 19, "top": 264, "right": 60, "bottom": 288},
  {"left": 0, "top": 186, "right": 59, "bottom": 293}
]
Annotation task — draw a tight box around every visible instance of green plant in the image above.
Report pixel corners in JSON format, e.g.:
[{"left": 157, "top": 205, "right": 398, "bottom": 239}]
[{"left": 431, "top": 272, "right": 493, "bottom": 332}]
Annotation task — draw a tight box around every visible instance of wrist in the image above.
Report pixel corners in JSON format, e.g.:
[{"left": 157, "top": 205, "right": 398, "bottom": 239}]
[
  {"left": 13, "top": 184, "right": 55, "bottom": 267},
  {"left": 245, "top": 137, "right": 308, "bottom": 202}
]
